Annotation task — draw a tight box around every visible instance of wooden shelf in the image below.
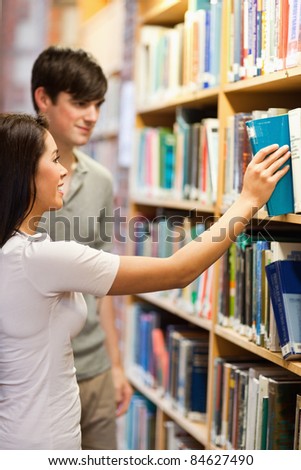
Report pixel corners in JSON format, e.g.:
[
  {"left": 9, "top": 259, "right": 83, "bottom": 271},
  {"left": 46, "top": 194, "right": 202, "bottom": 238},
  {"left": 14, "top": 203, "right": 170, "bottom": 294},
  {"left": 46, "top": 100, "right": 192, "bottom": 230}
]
[
  {"left": 224, "top": 66, "right": 301, "bottom": 94},
  {"left": 255, "top": 210, "right": 301, "bottom": 225},
  {"left": 136, "top": 293, "right": 212, "bottom": 331},
  {"left": 139, "top": 0, "right": 188, "bottom": 26},
  {"left": 130, "top": 194, "right": 215, "bottom": 213},
  {"left": 137, "top": 87, "right": 219, "bottom": 116},
  {"left": 220, "top": 206, "right": 301, "bottom": 226},
  {"left": 215, "top": 325, "right": 301, "bottom": 376}
]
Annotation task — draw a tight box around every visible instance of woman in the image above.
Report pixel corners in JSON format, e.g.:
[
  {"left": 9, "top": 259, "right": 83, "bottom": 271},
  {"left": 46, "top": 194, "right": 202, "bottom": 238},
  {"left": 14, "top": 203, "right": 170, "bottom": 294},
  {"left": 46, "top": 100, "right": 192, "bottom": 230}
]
[{"left": 0, "top": 113, "right": 290, "bottom": 449}]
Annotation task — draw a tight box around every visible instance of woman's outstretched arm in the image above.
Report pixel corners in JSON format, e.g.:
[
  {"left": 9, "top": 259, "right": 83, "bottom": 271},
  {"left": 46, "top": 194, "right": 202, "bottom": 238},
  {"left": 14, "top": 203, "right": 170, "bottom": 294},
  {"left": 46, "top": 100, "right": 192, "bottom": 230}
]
[{"left": 108, "top": 144, "right": 290, "bottom": 296}]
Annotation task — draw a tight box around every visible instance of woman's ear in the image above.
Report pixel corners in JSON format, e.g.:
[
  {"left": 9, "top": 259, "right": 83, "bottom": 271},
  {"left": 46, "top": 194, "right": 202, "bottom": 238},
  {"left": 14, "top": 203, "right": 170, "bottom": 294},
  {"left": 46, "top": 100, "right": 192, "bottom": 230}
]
[{"left": 34, "top": 87, "right": 51, "bottom": 113}]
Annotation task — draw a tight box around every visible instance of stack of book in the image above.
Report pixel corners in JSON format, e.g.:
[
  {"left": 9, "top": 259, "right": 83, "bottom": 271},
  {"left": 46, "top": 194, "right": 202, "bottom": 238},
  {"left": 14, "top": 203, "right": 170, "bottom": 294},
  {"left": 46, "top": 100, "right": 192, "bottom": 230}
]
[{"left": 211, "top": 358, "right": 301, "bottom": 449}]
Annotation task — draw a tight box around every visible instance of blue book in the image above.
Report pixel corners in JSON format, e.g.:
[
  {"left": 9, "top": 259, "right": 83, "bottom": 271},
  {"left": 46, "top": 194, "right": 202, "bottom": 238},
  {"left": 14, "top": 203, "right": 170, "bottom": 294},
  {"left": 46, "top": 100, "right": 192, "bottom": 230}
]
[
  {"left": 203, "top": 10, "right": 211, "bottom": 88},
  {"left": 265, "top": 260, "right": 301, "bottom": 360},
  {"left": 209, "top": 0, "right": 222, "bottom": 86},
  {"left": 158, "top": 128, "right": 176, "bottom": 190},
  {"left": 190, "top": 0, "right": 210, "bottom": 11},
  {"left": 245, "top": 114, "right": 294, "bottom": 216},
  {"left": 188, "top": 340, "right": 208, "bottom": 420},
  {"left": 254, "top": 240, "right": 270, "bottom": 346}
]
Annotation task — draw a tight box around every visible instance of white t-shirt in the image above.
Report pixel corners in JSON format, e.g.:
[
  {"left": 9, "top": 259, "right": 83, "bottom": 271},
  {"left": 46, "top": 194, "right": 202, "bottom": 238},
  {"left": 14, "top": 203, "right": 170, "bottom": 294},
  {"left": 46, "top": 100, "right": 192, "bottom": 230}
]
[{"left": 0, "top": 232, "right": 120, "bottom": 449}]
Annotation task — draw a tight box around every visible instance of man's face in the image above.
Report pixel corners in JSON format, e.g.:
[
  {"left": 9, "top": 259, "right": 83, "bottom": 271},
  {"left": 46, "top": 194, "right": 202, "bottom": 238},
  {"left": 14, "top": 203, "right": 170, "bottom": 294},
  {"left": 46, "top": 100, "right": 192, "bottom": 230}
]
[{"left": 43, "top": 91, "right": 104, "bottom": 149}]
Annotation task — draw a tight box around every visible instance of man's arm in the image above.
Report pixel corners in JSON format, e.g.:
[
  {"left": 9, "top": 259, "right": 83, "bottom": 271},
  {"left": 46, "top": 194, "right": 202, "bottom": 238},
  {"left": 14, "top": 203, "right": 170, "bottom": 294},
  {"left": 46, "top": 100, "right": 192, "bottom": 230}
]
[{"left": 99, "top": 296, "right": 133, "bottom": 417}]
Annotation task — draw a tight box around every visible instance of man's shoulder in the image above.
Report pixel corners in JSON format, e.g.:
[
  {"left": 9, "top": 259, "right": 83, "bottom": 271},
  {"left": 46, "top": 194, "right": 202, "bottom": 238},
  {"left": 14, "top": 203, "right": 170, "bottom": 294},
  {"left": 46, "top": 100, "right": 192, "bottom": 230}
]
[{"left": 74, "top": 148, "right": 113, "bottom": 182}]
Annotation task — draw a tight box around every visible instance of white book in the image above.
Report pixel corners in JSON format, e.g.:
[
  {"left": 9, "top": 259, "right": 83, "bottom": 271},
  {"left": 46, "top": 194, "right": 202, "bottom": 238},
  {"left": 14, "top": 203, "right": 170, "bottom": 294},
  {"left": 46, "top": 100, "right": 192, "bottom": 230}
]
[
  {"left": 268, "top": 301, "right": 280, "bottom": 352},
  {"left": 270, "top": 241, "right": 301, "bottom": 262},
  {"left": 245, "top": 376, "right": 259, "bottom": 450},
  {"left": 166, "top": 27, "right": 182, "bottom": 97},
  {"left": 288, "top": 108, "right": 301, "bottom": 213},
  {"left": 223, "top": 115, "right": 235, "bottom": 205},
  {"left": 203, "top": 118, "right": 219, "bottom": 204},
  {"left": 286, "top": 0, "right": 301, "bottom": 68},
  {"left": 254, "top": 373, "right": 270, "bottom": 449}
]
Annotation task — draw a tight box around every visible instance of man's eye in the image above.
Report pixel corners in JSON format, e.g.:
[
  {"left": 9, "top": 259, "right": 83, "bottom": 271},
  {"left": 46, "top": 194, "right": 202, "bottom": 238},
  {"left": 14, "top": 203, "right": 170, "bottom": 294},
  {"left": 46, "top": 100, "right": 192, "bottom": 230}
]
[{"left": 54, "top": 156, "right": 60, "bottom": 163}]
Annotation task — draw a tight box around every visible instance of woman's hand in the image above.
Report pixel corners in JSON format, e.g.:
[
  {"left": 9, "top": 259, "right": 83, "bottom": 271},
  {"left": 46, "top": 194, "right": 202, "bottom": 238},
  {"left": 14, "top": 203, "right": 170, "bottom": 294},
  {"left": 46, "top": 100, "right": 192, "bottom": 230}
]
[{"left": 241, "top": 143, "right": 291, "bottom": 210}]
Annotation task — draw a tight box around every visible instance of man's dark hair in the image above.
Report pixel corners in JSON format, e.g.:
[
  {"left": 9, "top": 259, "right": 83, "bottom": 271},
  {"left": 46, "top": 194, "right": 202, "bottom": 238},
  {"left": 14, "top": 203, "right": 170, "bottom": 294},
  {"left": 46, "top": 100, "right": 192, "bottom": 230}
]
[
  {"left": 31, "top": 46, "right": 108, "bottom": 112},
  {"left": 0, "top": 113, "right": 49, "bottom": 246}
]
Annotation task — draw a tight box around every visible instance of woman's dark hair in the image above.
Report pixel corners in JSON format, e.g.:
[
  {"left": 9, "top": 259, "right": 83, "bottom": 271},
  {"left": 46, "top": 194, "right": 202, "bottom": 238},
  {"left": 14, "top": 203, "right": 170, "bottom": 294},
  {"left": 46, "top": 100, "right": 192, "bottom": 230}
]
[
  {"left": 0, "top": 113, "right": 49, "bottom": 247},
  {"left": 31, "top": 46, "right": 108, "bottom": 112}
]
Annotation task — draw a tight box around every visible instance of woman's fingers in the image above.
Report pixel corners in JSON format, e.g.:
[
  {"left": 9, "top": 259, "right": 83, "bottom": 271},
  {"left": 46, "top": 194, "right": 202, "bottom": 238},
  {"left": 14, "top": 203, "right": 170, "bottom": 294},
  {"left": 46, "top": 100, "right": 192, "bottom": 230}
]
[
  {"left": 252, "top": 143, "right": 280, "bottom": 163},
  {"left": 254, "top": 144, "right": 290, "bottom": 169},
  {"left": 270, "top": 162, "right": 290, "bottom": 183},
  {"left": 265, "top": 149, "right": 291, "bottom": 176},
  {"left": 242, "top": 144, "right": 291, "bottom": 207}
]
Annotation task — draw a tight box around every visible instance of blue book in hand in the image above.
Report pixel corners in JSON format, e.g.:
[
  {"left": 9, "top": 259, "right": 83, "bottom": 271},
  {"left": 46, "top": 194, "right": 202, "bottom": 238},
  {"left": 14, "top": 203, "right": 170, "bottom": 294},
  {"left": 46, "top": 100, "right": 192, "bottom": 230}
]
[
  {"left": 245, "top": 114, "right": 294, "bottom": 216},
  {"left": 265, "top": 260, "right": 301, "bottom": 360}
]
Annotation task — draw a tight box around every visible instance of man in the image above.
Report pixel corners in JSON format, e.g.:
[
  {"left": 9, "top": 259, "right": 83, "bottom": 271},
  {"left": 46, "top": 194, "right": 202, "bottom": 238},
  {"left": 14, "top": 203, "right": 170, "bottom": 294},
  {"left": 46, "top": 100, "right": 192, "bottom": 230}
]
[{"left": 31, "top": 45, "right": 132, "bottom": 450}]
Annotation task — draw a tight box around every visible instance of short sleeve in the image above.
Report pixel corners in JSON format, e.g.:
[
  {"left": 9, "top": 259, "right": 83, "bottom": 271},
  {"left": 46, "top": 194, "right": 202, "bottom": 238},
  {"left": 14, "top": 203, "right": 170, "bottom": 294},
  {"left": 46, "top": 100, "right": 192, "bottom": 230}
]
[{"left": 23, "top": 238, "right": 120, "bottom": 297}]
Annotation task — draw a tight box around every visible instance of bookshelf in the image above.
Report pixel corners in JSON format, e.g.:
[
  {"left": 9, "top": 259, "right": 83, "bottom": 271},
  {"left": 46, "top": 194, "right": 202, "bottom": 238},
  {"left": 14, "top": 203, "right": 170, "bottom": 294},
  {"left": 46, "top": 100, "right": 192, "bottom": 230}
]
[{"left": 124, "top": 0, "right": 301, "bottom": 450}]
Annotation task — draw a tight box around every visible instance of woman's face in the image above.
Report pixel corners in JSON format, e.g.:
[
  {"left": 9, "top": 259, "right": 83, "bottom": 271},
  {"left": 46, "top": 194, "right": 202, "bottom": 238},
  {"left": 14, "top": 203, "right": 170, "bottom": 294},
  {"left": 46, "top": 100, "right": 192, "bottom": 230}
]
[{"left": 32, "top": 130, "right": 67, "bottom": 215}]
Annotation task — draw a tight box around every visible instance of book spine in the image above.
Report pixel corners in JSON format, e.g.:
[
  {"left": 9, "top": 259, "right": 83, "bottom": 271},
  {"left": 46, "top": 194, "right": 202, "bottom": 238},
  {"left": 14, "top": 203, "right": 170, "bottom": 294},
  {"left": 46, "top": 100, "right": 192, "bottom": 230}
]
[
  {"left": 177, "top": 339, "right": 192, "bottom": 415},
  {"left": 203, "top": 10, "right": 211, "bottom": 87},
  {"left": 294, "top": 394, "right": 301, "bottom": 449},
  {"left": 188, "top": 343, "right": 208, "bottom": 420},
  {"left": 265, "top": 262, "right": 291, "bottom": 358},
  {"left": 211, "top": 357, "right": 224, "bottom": 445},
  {"left": 288, "top": 108, "right": 301, "bottom": 213},
  {"left": 267, "top": 380, "right": 301, "bottom": 449},
  {"left": 260, "top": 396, "right": 269, "bottom": 449},
  {"left": 255, "top": 0, "right": 263, "bottom": 73},
  {"left": 255, "top": 240, "right": 270, "bottom": 346},
  {"left": 286, "top": 0, "right": 300, "bottom": 68}
]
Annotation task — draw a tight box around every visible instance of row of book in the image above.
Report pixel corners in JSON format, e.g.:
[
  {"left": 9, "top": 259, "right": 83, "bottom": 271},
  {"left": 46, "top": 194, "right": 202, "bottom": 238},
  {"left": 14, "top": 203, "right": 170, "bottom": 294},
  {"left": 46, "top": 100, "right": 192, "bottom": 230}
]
[
  {"left": 131, "top": 212, "right": 214, "bottom": 319},
  {"left": 223, "top": 106, "right": 301, "bottom": 217},
  {"left": 134, "top": 105, "right": 301, "bottom": 219},
  {"left": 226, "top": 0, "right": 301, "bottom": 82},
  {"left": 136, "top": 0, "right": 222, "bottom": 107},
  {"left": 133, "top": 107, "right": 219, "bottom": 206},
  {"left": 211, "top": 357, "right": 301, "bottom": 450},
  {"left": 218, "top": 234, "right": 301, "bottom": 360},
  {"left": 129, "top": 212, "right": 297, "bottom": 356},
  {"left": 137, "top": 0, "right": 301, "bottom": 105},
  {"left": 123, "top": 392, "right": 156, "bottom": 450},
  {"left": 121, "top": 406, "right": 203, "bottom": 450},
  {"left": 127, "top": 303, "right": 209, "bottom": 422}
]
